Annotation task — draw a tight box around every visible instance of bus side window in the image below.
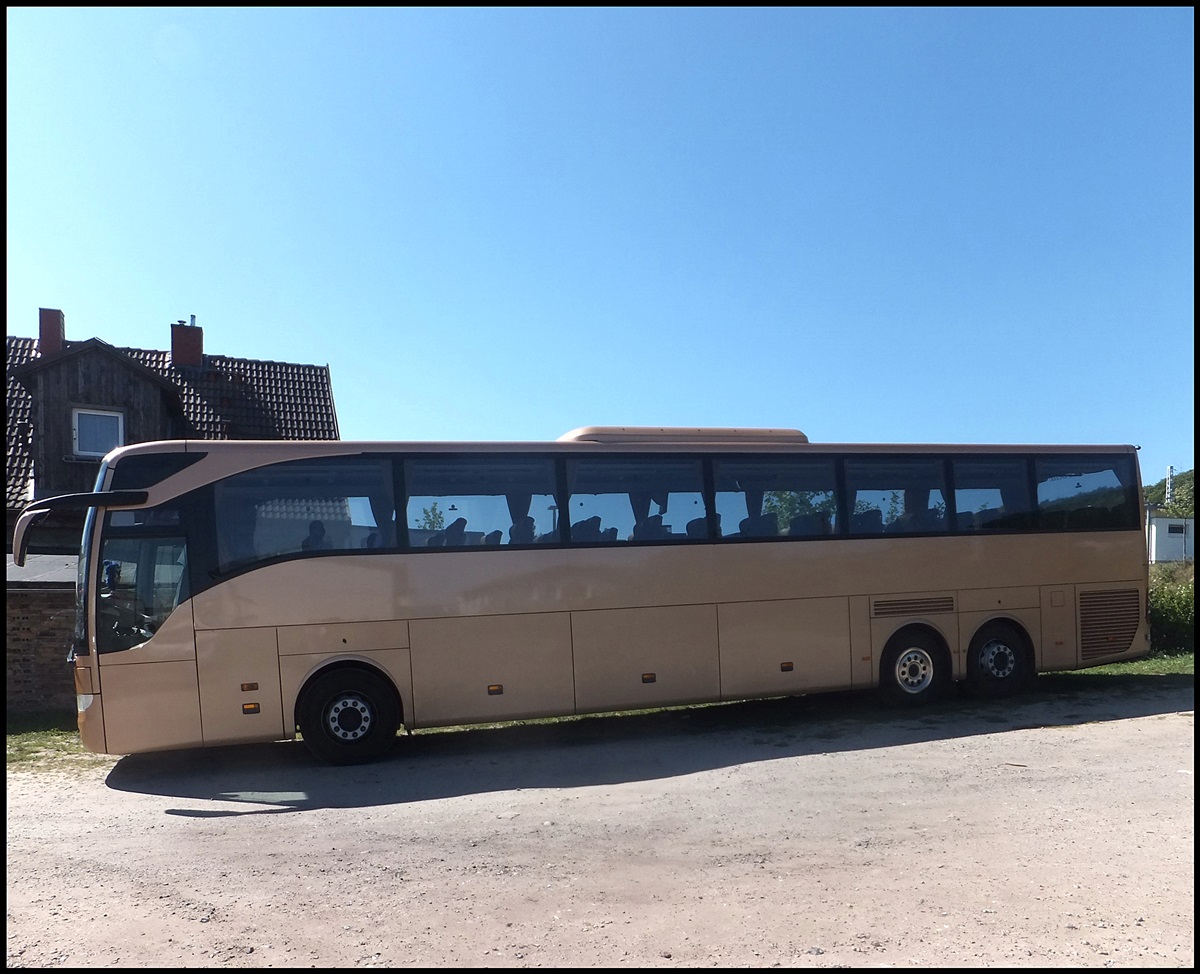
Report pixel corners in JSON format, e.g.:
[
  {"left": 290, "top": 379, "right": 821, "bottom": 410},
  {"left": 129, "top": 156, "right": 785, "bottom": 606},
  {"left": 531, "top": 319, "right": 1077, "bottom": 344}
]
[
  {"left": 739, "top": 513, "right": 779, "bottom": 537},
  {"left": 713, "top": 457, "right": 838, "bottom": 543},
  {"left": 406, "top": 456, "right": 559, "bottom": 550},
  {"left": 572, "top": 516, "right": 603, "bottom": 542},
  {"left": 851, "top": 509, "right": 883, "bottom": 534},
  {"left": 218, "top": 504, "right": 259, "bottom": 568},
  {"left": 787, "top": 513, "right": 825, "bottom": 536},
  {"left": 1036, "top": 455, "right": 1139, "bottom": 532},
  {"left": 509, "top": 517, "right": 536, "bottom": 544},
  {"left": 566, "top": 456, "right": 706, "bottom": 544},
  {"left": 954, "top": 457, "right": 1032, "bottom": 533}
]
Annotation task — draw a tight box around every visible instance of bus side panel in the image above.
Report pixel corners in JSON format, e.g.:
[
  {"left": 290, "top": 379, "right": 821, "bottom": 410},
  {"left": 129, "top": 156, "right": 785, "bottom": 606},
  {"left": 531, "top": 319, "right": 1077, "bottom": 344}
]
[
  {"left": 849, "top": 595, "right": 873, "bottom": 687},
  {"left": 958, "top": 587, "right": 1041, "bottom": 614},
  {"left": 278, "top": 621, "right": 413, "bottom": 733},
  {"left": 280, "top": 648, "right": 413, "bottom": 735},
  {"left": 869, "top": 600, "right": 958, "bottom": 679},
  {"left": 196, "top": 627, "right": 285, "bottom": 746},
  {"left": 958, "top": 586, "right": 1044, "bottom": 671},
  {"left": 958, "top": 608, "right": 1042, "bottom": 669},
  {"left": 409, "top": 613, "right": 574, "bottom": 727},
  {"left": 99, "top": 660, "right": 203, "bottom": 754},
  {"left": 717, "top": 597, "right": 852, "bottom": 700},
  {"left": 572, "top": 604, "right": 719, "bottom": 714},
  {"left": 1039, "top": 586, "right": 1078, "bottom": 671}
]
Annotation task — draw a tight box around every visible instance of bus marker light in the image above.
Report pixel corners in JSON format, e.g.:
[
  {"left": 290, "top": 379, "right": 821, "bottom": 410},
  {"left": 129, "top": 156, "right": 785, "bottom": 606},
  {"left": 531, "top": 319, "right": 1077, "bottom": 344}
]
[
  {"left": 487, "top": 685, "right": 503, "bottom": 695},
  {"left": 241, "top": 683, "right": 258, "bottom": 692},
  {"left": 642, "top": 673, "right": 656, "bottom": 683},
  {"left": 780, "top": 661, "right": 793, "bottom": 672},
  {"left": 242, "top": 703, "right": 260, "bottom": 715}
]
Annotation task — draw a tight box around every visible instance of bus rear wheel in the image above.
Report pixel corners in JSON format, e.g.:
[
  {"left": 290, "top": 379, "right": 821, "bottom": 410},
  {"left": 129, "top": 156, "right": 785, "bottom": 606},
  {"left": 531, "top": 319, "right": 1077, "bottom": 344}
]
[
  {"left": 880, "top": 630, "right": 950, "bottom": 706},
  {"left": 965, "top": 622, "right": 1030, "bottom": 699},
  {"left": 298, "top": 668, "right": 400, "bottom": 765}
]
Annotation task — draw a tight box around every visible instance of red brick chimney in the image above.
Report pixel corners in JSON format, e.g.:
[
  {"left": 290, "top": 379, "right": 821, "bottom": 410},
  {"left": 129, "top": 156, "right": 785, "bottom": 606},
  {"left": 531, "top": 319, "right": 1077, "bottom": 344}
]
[
  {"left": 170, "top": 317, "right": 203, "bottom": 367},
  {"left": 38, "top": 308, "right": 65, "bottom": 356}
]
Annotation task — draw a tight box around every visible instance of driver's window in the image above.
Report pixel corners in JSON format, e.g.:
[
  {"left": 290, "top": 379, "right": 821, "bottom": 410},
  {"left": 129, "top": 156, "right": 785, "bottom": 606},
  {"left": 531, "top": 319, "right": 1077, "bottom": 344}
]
[{"left": 96, "top": 531, "right": 188, "bottom": 654}]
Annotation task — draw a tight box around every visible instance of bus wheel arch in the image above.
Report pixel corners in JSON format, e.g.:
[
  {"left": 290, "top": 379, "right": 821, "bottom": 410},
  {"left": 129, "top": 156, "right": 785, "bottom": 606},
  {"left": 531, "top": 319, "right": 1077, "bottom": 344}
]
[
  {"left": 965, "top": 619, "right": 1034, "bottom": 698},
  {"left": 296, "top": 663, "right": 402, "bottom": 765},
  {"left": 879, "top": 625, "right": 952, "bottom": 706}
]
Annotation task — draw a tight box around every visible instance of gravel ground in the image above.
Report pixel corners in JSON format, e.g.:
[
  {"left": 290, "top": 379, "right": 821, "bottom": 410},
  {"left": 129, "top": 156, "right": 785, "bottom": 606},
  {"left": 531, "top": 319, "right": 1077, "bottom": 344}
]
[{"left": 6, "top": 673, "right": 1194, "bottom": 968}]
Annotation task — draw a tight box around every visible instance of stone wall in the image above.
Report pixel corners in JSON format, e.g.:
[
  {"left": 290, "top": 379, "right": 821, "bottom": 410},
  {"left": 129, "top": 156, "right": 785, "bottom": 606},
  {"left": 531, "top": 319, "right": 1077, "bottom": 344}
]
[{"left": 6, "top": 586, "right": 76, "bottom": 715}]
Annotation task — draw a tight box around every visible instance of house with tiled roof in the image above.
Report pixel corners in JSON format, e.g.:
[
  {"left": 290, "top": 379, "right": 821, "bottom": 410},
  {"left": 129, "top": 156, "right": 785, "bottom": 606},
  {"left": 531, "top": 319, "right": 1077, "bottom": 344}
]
[
  {"left": 8, "top": 307, "right": 341, "bottom": 712},
  {"left": 7, "top": 308, "right": 340, "bottom": 553}
]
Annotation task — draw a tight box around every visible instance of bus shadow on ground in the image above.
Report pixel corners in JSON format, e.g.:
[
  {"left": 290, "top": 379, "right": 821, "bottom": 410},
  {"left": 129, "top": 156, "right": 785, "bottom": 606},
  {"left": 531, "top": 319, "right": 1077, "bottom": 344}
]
[{"left": 105, "top": 672, "right": 1193, "bottom": 816}]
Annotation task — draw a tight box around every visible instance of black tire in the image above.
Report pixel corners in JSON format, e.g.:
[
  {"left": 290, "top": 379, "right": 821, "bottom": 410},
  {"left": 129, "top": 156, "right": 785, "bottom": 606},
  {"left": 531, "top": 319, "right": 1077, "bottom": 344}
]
[
  {"left": 965, "top": 622, "right": 1031, "bottom": 699},
  {"left": 880, "top": 630, "right": 951, "bottom": 706},
  {"left": 298, "top": 668, "right": 400, "bottom": 765}
]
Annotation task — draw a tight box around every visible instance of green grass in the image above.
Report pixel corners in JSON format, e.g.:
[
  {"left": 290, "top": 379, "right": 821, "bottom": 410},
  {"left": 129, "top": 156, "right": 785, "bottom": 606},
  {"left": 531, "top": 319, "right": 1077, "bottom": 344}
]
[
  {"left": 5, "top": 711, "right": 116, "bottom": 771},
  {"left": 9, "top": 648, "right": 1193, "bottom": 770},
  {"left": 1063, "top": 647, "right": 1193, "bottom": 678}
]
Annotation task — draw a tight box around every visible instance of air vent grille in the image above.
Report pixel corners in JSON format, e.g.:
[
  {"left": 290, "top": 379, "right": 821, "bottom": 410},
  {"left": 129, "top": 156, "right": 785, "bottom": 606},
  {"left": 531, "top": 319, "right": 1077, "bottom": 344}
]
[
  {"left": 873, "top": 596, "right": 955, "bottom": 618},
  {"left": 1079, "top": 589, "right": 1141, "bottom": 660}
]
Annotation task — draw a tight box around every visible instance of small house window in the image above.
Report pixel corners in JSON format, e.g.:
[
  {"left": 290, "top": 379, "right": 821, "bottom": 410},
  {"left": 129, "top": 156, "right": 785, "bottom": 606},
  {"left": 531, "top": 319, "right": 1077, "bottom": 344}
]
[{"left": 73, "top": 408, "right": 124, "bottom": 458}]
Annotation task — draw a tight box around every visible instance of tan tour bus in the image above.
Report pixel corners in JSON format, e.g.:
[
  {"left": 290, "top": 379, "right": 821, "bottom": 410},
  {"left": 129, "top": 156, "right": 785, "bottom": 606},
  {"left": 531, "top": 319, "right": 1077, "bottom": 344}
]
[{"left": 13, "top": 426, "right": 1150, "bottom": 765}]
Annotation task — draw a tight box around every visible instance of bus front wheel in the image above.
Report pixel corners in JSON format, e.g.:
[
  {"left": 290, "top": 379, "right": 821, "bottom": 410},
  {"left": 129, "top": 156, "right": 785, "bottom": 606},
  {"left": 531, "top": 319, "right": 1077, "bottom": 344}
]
[
  {"left": 298, "top": 668, "right": 400, "bottom": 765},
  {"left": 965, "top": 622, "right": 1030, "bottom": 699},
  {"left": 880, "top": 630, "right": 950, "bottom": 706}
]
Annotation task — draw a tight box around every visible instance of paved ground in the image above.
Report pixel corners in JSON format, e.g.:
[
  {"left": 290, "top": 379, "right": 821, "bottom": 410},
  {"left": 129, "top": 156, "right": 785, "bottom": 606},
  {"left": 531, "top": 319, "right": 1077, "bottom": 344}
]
[{"left": 6, "top": 672, "right": 1194, "bottom": 968}]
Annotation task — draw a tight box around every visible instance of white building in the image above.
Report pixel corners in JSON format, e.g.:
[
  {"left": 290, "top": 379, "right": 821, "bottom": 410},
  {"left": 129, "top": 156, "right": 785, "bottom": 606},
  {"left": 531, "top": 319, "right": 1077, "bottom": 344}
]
[{"left": 1148, "top": 515, "right": 1194, "bottom": 564}]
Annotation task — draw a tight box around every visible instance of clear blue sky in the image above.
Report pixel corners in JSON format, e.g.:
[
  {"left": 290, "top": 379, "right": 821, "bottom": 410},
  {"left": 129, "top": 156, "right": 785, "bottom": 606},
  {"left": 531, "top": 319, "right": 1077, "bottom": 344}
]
[{"left": 7, "top": 7, "right": 1194, "bottom": 484}]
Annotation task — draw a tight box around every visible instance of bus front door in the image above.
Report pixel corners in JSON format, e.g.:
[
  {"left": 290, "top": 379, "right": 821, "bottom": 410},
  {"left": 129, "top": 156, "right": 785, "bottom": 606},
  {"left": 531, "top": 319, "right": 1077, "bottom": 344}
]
[
  {"left": 93, "top": 532, "right": 203, "bottom": 755},
  {"left": 94, "top": 608, "right": 203, "bottom": 756}
]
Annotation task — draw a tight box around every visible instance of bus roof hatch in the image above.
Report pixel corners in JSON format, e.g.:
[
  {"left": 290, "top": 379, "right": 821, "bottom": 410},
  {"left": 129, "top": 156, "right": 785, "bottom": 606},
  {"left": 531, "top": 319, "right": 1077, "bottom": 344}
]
[{"left": 558, "top": 426, "right": 810, "bottom": 445}]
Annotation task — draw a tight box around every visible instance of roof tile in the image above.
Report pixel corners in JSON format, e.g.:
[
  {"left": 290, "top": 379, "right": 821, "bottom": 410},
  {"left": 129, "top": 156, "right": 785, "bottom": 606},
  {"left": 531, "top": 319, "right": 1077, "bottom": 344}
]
[{"left": 7, "top": 335, "right": 339, "bottom": 510}]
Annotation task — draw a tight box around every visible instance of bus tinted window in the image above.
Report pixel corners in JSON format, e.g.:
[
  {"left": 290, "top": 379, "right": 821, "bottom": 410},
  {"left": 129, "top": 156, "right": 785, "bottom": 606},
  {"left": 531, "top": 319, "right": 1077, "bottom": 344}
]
[
  {"left": 404, "top": 456, "right": 559, "bottom": 547},
  {"left": 952, "top": 458, "right": 1034, "bottom": 531},
  {"left": 1035, "top": 456, "right": 1140, "bottom": 530},
  {"left": 845, "top": 458, "right": 948, "bottom": 535},
  {"left": 213, "top": 457, "right": 396, "bottom": 571},
  {"left": 713, "top": 457, "right": 838, "bottom": 538},
  {"left": 97, "top": 505, "right": 188, "bottom": 654},
  {"left": 110, "top": 452, "right": 205, "bottom": 490},
  {"left": 565, "top": 456, "right": 706, "bottom": 542}
]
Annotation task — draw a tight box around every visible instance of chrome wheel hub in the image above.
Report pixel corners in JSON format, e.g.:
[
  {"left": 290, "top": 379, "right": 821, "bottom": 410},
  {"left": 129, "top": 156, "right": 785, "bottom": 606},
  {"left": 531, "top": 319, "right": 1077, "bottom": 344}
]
[
  {"left": 325, "top": 694, "right": 373, "bottom": 741},
  {"left": 895, "top": 648, "right": 934, "bottom": 694},
  {"left": 979, "top": 639, "right": 1016, "bottom": 679}
]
